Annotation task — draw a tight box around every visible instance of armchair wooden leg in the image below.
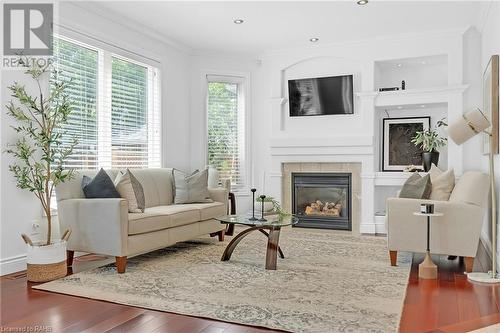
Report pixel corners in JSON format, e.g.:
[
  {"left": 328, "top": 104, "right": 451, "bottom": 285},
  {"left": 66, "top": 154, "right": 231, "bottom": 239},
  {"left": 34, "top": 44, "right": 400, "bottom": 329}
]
[
  {"left": 389, "top": 250, "right": 398, "bottom": 266},
  {"left": 464, "top": 257, "right": 474, "bottom": 273},
  {"left": 66, "top": 250, "right": 74, "bottom": 267},
  {"left": 115, "top": 256, "right": 127, "bottom": 274}
]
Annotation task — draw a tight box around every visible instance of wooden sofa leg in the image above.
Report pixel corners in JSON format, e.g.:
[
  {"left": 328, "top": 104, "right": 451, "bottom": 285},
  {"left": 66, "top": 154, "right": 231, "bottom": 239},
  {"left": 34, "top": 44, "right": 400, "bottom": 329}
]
[
  {"left": 115, "top": 256, "right": 127, "bottom": 274},
  {"left": 66, "top": 250, "right": 74, "bottom": 267},
  {"left": 464, "top": 257, "right": 474, "bottom": 273},
  {"left": 389, "top": 250, "right": 397, "bottom": 266},
  {"left": 218, "top": 230, "right": 225, "bottom": 242}
]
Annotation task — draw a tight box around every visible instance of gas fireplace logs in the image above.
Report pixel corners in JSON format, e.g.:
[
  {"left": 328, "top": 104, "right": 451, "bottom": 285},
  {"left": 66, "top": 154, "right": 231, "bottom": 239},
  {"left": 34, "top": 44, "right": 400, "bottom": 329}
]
[{"left": 304, "top": 200, "right": 342, "bottom": 217}]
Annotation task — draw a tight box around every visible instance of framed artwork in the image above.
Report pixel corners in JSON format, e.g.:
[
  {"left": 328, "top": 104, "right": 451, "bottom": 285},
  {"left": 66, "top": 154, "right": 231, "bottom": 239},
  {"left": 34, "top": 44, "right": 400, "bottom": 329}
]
[
  {"left": 483, "top": 55, "right": 499, "bottom": 155},
  {"left": 382, "top": 117, "right": 430, "bottom": 171}
]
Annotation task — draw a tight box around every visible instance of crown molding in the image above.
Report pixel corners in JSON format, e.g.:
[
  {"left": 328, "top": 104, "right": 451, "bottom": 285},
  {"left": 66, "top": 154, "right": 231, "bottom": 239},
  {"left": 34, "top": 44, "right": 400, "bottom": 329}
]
[{"left": 64, "top": 2, "right": 192, "bottom": 54}]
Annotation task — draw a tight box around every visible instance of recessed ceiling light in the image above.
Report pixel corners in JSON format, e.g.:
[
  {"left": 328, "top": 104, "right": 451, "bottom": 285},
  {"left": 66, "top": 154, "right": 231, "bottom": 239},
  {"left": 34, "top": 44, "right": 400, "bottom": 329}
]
[
  {"left": 233, "top": 19, "right": 244, "bottom": 24},
  {"left": 397, "top": 106, "right": 403, "bottom": 109},
  {"left": 397, "top": 63, "right": 402, "bottom": 68},
  {"left": 309, "top": 37, "right": 319, "bottom": 42},
  {"left": 421, "top": 61, "right": 427, "bottom": 65},
  {"left": 421, "top": 105, "right": 426, "bottom": 108},
  {"left": 357, "top": 0, "right": 369, "bottom": 5}
]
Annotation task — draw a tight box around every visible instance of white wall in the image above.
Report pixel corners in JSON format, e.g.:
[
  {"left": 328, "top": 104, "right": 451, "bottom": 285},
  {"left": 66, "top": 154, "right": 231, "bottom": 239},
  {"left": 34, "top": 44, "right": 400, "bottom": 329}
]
[
  {"left": 478, "top": 1, "right": 500, "bottom": 271},
  {"left": 0, "top": 2, "right": 191, "bottom": 275}
]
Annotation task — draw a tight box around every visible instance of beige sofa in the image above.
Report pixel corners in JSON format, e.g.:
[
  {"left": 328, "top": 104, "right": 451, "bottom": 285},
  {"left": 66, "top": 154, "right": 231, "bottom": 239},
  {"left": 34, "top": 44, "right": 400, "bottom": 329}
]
[
  {"left": 387, "top": 171, "right": 490, "bottom": 272},
  {"left": 56, "top": 168, "right": 227, "bottom": 273}
]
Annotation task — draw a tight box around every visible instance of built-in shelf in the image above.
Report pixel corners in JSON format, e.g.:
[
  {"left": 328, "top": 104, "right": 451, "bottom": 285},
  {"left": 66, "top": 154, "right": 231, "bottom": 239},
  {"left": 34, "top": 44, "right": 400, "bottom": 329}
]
[
  {"left": 360, "top": 85, "right": 469, "bottom": 108},
  {"left": 374, "top": 171, "right": 427, "bottom": 186}
]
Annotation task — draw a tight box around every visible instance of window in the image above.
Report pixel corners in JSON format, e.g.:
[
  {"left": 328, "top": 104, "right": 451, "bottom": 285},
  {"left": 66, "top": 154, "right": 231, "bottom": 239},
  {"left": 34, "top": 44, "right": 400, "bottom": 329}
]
[
  {"left": 207, "top": 75, "right": 246, "bottom": 191},
  {"left": 52, "top": 37, "right": 161, "bottom": 170}
]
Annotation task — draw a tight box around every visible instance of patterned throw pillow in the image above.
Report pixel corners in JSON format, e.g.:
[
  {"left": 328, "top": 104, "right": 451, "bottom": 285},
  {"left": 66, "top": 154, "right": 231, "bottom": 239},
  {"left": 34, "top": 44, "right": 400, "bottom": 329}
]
[
  {"left": 114, "top": 169, "right": 145, "bottom": 213},
  {"left": 82, "top": 168, "right": 121, "bottom": 199},
  {"left": 172, "top": 168, "right": 213, "bottom": 204},
  {"left": 399, "top": 173, "right": 432, "bottom": 199}
]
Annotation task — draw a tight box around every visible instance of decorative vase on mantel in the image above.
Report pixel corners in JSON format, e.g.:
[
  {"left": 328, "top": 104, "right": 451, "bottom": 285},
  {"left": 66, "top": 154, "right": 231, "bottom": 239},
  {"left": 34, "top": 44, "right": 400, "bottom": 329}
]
[{"left": 422, "top": 151, "right": 440, "bottom": 172}]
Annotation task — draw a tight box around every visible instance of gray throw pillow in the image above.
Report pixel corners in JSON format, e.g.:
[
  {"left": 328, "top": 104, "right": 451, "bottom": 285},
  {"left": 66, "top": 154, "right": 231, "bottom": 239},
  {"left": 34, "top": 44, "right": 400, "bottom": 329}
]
[
  {"left": 172, "top": 168, "right": 213, "bottom": 204},
  {"left": 82, "top": 168, "right": 121, "bottom": 199},
  {"left": 399, "top": 173, "right": 432, "bottom": 199}
]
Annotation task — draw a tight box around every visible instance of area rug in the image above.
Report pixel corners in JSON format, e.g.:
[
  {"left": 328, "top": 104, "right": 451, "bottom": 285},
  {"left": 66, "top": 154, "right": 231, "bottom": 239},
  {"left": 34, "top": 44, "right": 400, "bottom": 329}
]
[{"left": 34, "top": 228, "right": 411, "bottom": 333}]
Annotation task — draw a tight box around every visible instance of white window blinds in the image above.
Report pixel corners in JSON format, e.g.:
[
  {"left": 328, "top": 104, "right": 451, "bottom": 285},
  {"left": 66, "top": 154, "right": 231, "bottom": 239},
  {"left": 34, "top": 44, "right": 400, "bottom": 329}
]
[
  {"left": 207, "top": 76, "right": 246, "bottom": 191},
  {"left": 53, "top": 38, "right": 99, "bottom": 169},
  {"left": 52, "top": 37, "right": 161, "bottom": 170}
]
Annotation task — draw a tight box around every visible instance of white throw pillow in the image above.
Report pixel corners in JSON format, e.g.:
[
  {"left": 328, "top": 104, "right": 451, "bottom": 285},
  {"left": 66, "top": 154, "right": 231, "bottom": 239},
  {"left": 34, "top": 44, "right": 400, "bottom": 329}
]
[
  {"left": 428, "top": 165, "right": 455, "bottom": 201},
  {"left": 114, "top": 169, "right": 145, "bottom": 213},
  {"left": 172, "top": 168, "right": 213, "bottom": 204}
]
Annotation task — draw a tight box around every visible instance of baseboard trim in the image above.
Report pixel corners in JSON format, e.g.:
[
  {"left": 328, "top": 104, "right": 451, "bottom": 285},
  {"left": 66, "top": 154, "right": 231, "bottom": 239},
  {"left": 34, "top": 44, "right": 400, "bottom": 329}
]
[
  {"left": 359, "top": 223, "right": 376, "bottom": 234},
  {"left": 0, "top": 254, "right": 27, "bottom": 276}
]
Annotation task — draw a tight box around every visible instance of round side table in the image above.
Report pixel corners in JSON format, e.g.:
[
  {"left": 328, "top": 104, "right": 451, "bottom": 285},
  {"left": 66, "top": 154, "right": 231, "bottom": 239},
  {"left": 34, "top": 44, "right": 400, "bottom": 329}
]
[{"left": 413, "top": 212, "right": 444, "bottom": 279}]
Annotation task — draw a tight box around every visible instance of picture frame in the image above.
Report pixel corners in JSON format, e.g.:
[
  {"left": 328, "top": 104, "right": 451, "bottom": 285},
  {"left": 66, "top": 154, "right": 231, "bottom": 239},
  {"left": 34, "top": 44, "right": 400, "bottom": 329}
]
[
  {"left": 382, "top": 117, "right": 431, "bottom": 171},
  {"left": 483, "top": 55, "right": 499, "bottom": 155}
]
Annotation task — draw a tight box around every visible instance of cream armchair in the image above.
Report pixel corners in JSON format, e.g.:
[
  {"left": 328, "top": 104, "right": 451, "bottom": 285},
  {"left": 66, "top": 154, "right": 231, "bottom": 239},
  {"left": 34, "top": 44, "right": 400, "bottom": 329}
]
[{"left": 387, "top": 171, "right": 490, "bottom": 272}]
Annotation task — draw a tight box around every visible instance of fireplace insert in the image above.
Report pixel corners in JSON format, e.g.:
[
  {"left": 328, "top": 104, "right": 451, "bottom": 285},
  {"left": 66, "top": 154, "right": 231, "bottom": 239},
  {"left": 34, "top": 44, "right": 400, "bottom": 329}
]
[{"left": 292, "top": 173, "right": 352, "bottom": 230}]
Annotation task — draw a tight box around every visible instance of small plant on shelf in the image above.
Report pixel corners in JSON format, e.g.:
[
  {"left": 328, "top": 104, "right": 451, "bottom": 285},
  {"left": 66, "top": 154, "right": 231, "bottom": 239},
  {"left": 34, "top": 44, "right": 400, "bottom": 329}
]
[
  {"left": 256, "top": 196, "right": 291, "bottom": 217},
  {"left": 411, "top": 118, "right": 448, "bottom": 171}
]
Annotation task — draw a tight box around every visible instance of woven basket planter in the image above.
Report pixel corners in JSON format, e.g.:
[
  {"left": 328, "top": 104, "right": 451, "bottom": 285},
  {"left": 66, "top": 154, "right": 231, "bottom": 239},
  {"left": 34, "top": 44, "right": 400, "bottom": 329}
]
[{"left": 26, "top": 240, "right": 67, "bottom": 282}]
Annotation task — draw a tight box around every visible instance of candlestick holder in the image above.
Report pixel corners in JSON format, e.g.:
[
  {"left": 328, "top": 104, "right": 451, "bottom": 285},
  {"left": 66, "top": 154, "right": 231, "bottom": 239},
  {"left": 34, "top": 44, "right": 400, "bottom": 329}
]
[
  {"left": 249, "top": 188, "right": 257, "bottom": 221},
  {"left": 259, "top": 195, "right": 267, "bottom": 222}
]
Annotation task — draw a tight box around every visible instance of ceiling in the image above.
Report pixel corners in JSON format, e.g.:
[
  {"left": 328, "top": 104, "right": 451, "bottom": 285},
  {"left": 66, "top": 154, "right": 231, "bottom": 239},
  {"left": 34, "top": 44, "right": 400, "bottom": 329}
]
[{"left": 91, "top": 1, "right": 489, "bottom": 56}]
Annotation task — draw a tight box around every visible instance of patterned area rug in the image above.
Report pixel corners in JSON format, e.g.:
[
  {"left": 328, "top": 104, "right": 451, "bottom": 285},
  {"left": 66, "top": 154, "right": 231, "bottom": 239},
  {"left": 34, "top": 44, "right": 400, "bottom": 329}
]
[{"left": 34, "top": 228, "right": 411, "bottom": 333}]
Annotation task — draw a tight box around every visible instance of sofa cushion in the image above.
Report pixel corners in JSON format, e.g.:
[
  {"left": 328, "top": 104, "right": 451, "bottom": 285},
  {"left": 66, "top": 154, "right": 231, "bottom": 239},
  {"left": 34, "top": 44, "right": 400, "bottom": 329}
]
[
  {"left": 114, "top": 169, "right": 145, "bottom": 213},
  {"left": 128, "top": 205, "right": 200, "bottom": 235},
  {"left": 428, "top": 165, "right": 455, "bottom": 201},
  {"left": 127, "top": 202, "right": 226, "bottom": 235},
  {"left": 179, "top": 202, "right": 226, "bottom": 221}
]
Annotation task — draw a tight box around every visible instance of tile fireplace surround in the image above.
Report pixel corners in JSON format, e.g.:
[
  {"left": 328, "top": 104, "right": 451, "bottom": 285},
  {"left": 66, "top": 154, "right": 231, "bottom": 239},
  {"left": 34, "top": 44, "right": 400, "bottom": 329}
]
[{"left": 282, "top": 162, "right": 361, "bottom": 235}]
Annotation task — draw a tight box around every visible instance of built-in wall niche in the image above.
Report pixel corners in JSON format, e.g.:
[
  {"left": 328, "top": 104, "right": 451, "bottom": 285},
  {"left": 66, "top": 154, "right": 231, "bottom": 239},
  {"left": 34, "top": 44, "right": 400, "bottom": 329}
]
[
  {"left": 374, "top": 55, "right": 448, "bottom": 91},
  {"left": 374, "top": 103, "right": 449, "bottom": 173}
]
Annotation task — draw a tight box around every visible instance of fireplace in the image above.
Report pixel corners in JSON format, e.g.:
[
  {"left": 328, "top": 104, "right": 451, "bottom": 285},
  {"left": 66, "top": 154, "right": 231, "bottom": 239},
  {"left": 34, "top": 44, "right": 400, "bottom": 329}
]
[{"left": 292, "top": 173, "right": 352, "bottom": 230}]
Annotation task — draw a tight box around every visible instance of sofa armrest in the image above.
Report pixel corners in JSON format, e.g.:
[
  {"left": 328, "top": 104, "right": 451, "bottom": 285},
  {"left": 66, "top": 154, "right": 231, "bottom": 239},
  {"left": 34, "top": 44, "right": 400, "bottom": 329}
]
[
  {"left": 58, "top": 198, "right": 128, "bottom": 256},
  {"left": 208, "top": 187, "right": 229, "bottom": 213},
  {"left": 387, "top": 197, "right": 485, "bottom": 257}
]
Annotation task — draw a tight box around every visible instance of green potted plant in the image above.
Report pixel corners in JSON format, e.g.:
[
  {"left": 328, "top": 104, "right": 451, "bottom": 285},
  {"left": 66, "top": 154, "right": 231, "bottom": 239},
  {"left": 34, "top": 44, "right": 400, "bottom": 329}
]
[
  {"left": 411, "top": 118, "right": 448, "bottom": 172},
  {"left": 255, "top": 196, "right": 290, "bottom": 217},
  {"left": 4, "top": 59, "right": 76, "bottom": 282}
]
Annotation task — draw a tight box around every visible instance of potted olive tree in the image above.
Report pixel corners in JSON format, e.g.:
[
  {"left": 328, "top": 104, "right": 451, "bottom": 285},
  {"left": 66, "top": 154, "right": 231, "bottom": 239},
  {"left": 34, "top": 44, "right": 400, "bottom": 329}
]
[
  {"left": 4, "top": 60, "right": 76, "bottom": 282},
  {"left": 411, "top": 118, "right": 448, "bottom": 172}
]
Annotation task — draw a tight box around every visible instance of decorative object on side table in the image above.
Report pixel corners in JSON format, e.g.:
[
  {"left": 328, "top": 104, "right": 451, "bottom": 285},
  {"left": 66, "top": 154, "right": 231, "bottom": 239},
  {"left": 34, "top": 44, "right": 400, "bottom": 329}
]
[
  {"left": 382, "top": 117, "right": 430, "bottom": 171},
  {"left": 249, "top": 189, "right": 258, "bottom": 221},
  {"left": 411, "top": 118, "right": 448, "bottom": 172},
  {"left": 4, "top": 59, "right": 76, "bottom": 282},
  {"left": 413, "top": 209, "right": 443, "bottom": 279},
  {"left": 259, "top": 195, "right": 267, "bottom": 222},
  {"left": 448, "top": 108, "right": 499, "bottom": 283},
  {"left": 401, "top": 80, "right": 406, "bottom": 90}
]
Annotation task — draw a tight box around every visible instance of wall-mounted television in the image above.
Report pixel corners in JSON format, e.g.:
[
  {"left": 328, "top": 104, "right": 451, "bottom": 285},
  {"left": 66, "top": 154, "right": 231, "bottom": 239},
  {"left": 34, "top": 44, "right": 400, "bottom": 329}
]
[{"left": 288, "top": 75, "right": 354, "bottom": 117}]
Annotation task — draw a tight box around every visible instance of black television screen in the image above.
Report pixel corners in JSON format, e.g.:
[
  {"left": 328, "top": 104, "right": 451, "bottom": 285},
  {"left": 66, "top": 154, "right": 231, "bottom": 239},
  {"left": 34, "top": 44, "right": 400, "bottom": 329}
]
[{"left": 288, "top": 75, "right": 354, "bottom": 116}]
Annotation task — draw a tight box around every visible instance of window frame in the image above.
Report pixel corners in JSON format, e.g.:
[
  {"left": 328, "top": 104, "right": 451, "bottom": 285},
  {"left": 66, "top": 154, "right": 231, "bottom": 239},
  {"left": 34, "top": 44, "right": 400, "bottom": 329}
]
[
  {"left": 204, "top": 72, "right": 252, "bottom": 196},
  {"left": 53, "top": 34, "right": 162, "bottom": 170}
]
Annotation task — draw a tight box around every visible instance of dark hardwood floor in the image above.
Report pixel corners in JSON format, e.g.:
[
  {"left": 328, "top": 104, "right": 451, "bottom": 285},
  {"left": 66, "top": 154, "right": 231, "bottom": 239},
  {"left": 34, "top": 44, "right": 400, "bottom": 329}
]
[{"left": 1, "top": 253, "right": 499, "bottom": 332}]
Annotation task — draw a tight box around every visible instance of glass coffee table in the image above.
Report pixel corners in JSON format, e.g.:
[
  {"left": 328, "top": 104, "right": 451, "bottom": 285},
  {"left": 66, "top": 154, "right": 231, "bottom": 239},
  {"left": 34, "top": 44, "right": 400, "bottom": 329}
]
[{"left": 216, "top": 214, "right": 299, "bottom": 270}]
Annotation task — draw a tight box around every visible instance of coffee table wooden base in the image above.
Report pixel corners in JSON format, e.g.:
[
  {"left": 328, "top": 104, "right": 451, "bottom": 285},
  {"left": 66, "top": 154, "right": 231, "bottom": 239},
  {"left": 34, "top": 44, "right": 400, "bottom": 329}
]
[
  {"left": 419, "top": 251, "right": 437, "bottom": 279},
  {"left": 221, "top": 225, "right": 284, "bottom": 270}
]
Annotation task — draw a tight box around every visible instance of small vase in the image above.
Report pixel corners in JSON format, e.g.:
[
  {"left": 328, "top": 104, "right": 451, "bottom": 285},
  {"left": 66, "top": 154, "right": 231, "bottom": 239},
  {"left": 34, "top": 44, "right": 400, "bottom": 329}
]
[
  {"left": 422, "top": 151, "right": 440, "bottom": 172},
  {"left": 26, "top": 240, "right": 67, "bottom": 282}
]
